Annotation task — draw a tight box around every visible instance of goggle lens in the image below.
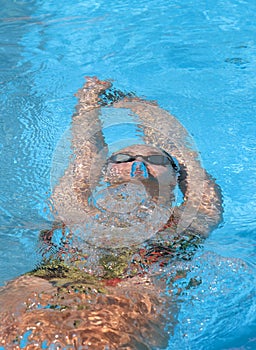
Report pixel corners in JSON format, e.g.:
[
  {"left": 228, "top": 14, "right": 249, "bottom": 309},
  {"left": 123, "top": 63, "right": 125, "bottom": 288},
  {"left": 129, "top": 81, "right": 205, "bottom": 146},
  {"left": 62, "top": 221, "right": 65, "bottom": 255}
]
[
  {"left": 111, "top": 154, "right": 135, "bottom": 163},
  {"left": 109, "top": 154, "right": 173, "bottom": 166}
]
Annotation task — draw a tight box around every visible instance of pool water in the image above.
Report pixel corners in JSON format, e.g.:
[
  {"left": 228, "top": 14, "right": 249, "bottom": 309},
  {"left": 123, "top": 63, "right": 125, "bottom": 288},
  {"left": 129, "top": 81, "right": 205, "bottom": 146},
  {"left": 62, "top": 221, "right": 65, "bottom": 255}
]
[{"left": 0, "top": 0, "right": 256, "bottom": 349}]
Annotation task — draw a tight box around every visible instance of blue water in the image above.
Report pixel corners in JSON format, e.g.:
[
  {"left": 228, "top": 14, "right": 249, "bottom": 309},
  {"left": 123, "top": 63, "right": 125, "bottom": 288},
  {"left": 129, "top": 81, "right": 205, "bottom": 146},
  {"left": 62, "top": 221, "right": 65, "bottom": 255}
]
[{"left": 0, "top": 0, "right": 256, "bottom": 349}]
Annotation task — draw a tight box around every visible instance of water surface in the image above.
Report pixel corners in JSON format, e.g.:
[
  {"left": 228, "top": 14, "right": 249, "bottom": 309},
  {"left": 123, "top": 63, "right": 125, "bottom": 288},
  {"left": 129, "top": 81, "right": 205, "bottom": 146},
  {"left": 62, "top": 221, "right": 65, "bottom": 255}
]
[{"left": 0, "top": 1, "right": 255, "bottom": 349}]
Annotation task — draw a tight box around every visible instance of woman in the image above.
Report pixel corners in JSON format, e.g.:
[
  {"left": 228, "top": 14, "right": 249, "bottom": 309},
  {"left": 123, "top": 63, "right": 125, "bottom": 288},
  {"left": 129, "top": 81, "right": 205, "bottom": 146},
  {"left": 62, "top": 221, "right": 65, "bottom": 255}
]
[{"left": 0, "top": 77, "right": 222, "bottom": 349}]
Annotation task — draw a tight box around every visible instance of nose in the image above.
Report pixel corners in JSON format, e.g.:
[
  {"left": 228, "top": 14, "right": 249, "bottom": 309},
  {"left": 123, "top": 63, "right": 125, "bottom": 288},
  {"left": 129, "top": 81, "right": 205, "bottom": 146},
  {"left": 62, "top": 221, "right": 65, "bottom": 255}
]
[{"left": 130, "top": 161, "right": 149, "bottom": 179}]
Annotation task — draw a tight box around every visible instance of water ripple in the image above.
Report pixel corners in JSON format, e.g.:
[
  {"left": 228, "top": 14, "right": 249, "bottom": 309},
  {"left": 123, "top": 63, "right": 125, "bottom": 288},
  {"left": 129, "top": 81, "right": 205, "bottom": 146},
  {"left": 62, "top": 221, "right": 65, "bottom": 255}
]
[{"left": 170, "top": 251, "right": 256, "bottom": 350}]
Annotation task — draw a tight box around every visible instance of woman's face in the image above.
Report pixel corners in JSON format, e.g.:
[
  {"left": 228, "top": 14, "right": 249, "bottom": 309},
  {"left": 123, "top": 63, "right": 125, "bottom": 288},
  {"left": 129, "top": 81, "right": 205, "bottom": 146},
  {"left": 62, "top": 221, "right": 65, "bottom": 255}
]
[
  {"left": 105, "top": 144, "right": 178, "bottom": 203},
  {"left": 106, "top": 144, "right": 177, "bottom": 184}
]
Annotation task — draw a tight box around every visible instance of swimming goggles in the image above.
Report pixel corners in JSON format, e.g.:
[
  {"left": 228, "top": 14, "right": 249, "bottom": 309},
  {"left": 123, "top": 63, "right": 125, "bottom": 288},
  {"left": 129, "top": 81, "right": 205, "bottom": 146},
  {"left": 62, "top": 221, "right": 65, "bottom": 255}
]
[{"left": 108, "top": 151, "right": 179, "bottom": 171}]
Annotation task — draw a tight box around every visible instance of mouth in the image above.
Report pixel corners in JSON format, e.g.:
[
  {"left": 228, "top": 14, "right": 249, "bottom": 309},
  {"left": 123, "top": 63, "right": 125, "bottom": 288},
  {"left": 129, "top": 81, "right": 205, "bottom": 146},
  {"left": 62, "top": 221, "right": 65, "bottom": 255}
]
[{"left": 134, "top": 168, "right": 144, "bottom": 176}]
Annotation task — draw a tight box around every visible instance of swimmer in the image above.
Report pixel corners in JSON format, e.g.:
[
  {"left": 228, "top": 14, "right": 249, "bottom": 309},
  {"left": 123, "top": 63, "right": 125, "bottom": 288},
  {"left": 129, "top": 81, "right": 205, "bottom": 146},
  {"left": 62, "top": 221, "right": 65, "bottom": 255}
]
[{"left": 0, "top": 77, "right": 223, "bottom": 349}]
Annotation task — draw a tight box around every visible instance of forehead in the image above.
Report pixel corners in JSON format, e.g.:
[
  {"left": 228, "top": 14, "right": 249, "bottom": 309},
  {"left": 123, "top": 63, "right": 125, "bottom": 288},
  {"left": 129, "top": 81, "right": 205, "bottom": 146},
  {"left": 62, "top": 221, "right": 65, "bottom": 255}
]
[{"left": 113, "top": 144, "right": 164, "bottom": 157}]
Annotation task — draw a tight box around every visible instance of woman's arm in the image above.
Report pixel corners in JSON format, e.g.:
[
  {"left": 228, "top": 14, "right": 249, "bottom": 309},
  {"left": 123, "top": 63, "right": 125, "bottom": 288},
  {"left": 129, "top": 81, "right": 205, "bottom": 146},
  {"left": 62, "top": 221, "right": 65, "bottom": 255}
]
[
  {"left": 50, "top": 77, "right": 111, "bottom": 223},
  {"left": 0, "top": 273, "right": 175, "bottom": 349},
  {"left": 113, "top": 98, "right": 223, "bottom": 237}
]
